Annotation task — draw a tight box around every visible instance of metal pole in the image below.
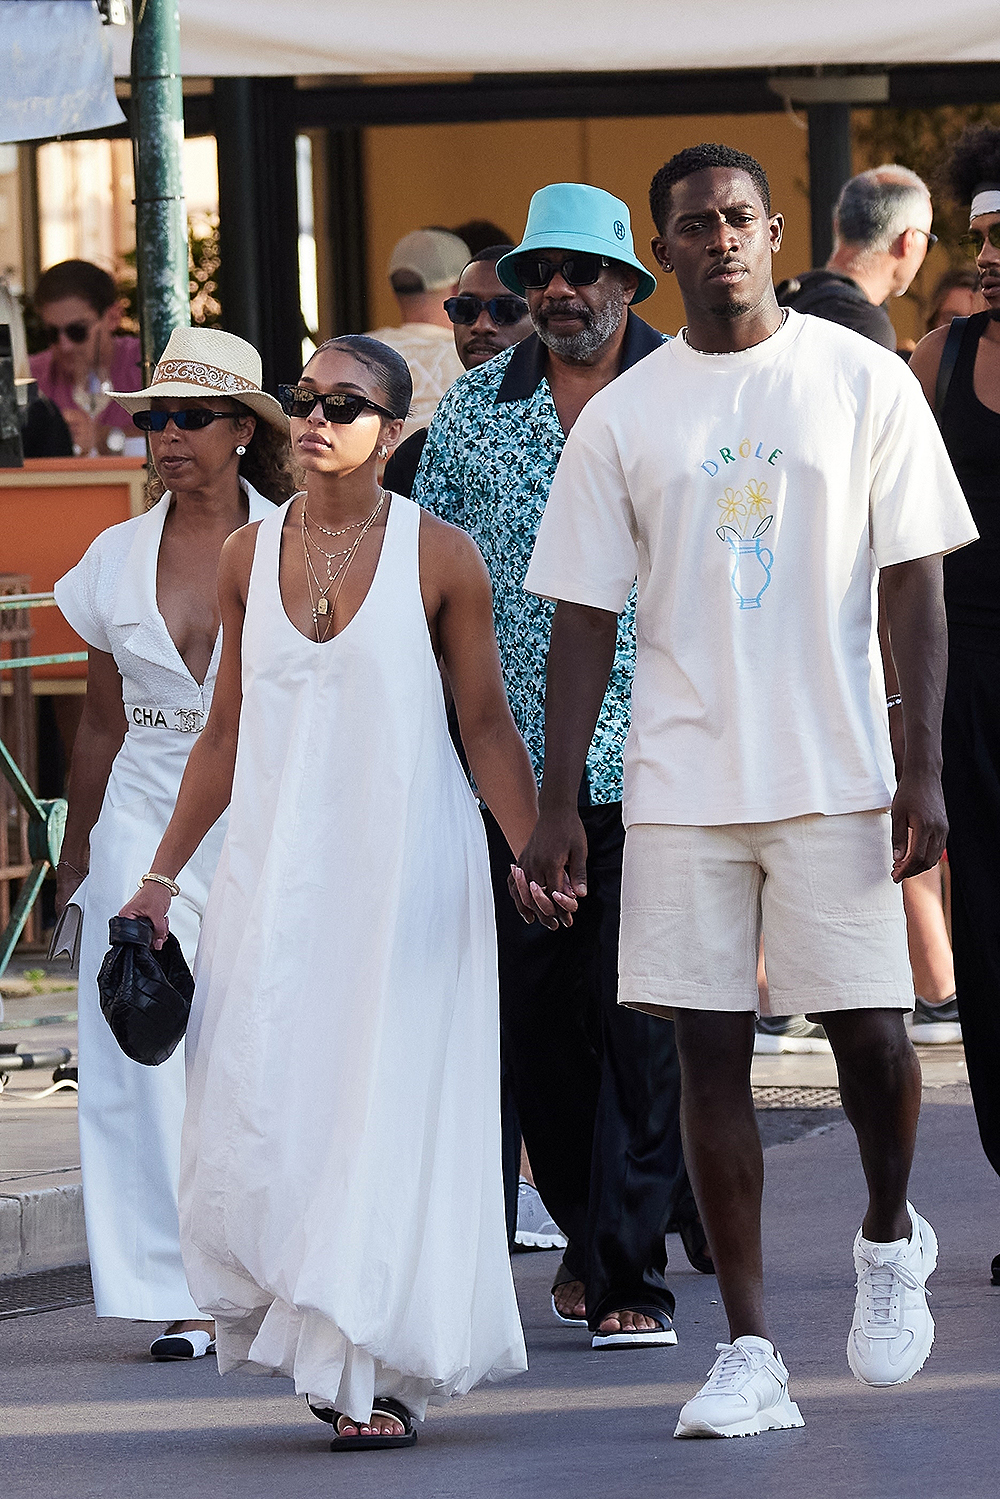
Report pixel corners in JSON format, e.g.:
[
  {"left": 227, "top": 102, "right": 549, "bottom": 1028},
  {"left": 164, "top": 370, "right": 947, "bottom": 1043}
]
[
  {"left": 807, "top": 103, "right": 853, "bottom": 268},
  {"left": 130, "top": 0, "right": 189, "bottom": 379},
  {"left": 214, "top": 79, "right": 262, "bottom": 349}
]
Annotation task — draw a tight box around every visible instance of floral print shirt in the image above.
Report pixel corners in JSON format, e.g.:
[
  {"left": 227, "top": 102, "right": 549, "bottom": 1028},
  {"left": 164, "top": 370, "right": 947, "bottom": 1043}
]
[{"left": 412, "top": 314, "right": 665, "bottom": 805}]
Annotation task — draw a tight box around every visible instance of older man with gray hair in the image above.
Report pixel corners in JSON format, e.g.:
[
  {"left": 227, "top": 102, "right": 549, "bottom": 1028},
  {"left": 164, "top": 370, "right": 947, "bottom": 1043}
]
[{"left": 778, "top": 165, "right": 935, "bottom": 350}]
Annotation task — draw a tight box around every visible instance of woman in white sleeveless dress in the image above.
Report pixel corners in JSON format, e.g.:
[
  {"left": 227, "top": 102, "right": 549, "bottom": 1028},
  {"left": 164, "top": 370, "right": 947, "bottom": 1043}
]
[
  {"left": 54, "top": 328, "right": 292, "bottom": 1357},
  {"left": 121, "top": 336, "right": 550, "bottom": 1447}
]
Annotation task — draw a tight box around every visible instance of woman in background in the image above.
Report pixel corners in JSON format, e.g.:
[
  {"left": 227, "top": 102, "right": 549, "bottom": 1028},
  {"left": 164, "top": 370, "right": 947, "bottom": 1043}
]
[{"left": 55, "top": 327, "right": 293, "bottom": 1359}]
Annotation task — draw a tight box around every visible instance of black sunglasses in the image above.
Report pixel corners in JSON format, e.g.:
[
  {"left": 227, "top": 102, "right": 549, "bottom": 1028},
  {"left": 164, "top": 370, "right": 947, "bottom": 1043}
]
[
  {"left": 959, "top": 224, "right": 1000, "bottom": 260},
  {"left": 43, "top": 320, "right": 92, "bottom": 345},
  {"left": 512, "top": 253, "right": 611, "bottom": 290},
  {"left": 133, "top": 408, "right": 238, "bottom": 432},
  {"left": 443, "top": 294, "right": 529, "bottom": 327},
  {"left": 278, "top": 384, "right": 398, "bottom": 423}
]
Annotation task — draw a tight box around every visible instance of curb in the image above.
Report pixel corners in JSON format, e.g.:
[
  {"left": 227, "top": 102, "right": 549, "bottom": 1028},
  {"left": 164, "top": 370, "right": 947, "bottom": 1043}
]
[{"left": 0, "top": 1183, "right": 87, "bottom": 1279}]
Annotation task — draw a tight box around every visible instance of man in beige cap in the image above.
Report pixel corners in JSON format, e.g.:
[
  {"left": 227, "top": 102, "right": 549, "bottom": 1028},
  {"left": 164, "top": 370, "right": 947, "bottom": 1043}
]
[{"left": 367, "top": 228, "right": 469, "bottom": 436}]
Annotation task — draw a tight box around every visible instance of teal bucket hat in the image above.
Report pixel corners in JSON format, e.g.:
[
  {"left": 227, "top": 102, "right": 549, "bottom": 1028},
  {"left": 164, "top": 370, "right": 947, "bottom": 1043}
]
[{"left": 497, "top": 183, "right": 657, "bottom": 304}]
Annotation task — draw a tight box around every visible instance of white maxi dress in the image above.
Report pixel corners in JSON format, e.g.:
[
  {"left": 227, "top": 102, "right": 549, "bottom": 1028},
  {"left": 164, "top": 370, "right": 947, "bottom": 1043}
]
[
  {"left": 180, "top": 494, "right": 526, "bottom": 1421},
  {"left": 54, "top": 483, "right": 272, "bottom": 1319}
]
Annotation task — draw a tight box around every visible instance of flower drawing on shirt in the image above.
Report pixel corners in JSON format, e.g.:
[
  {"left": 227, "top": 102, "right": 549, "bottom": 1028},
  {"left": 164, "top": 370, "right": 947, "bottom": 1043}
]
[
  {"left": 716, "top": 480, "right": 771, "bottom": 540},
  {"left": 743, "top": 478, "right": 770, "bottom": 520},
  {"left": 716, "top": 480, "right": 774, "bottom": 610},
  {"left": 717, "top": 487, "right": 747, "bottom": 529}
]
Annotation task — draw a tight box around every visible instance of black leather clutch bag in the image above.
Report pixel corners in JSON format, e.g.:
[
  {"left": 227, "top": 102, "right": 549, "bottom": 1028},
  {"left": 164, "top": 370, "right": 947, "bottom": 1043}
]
[{"left": 97, "top": 915, "right": 194, "bottom": 1067}]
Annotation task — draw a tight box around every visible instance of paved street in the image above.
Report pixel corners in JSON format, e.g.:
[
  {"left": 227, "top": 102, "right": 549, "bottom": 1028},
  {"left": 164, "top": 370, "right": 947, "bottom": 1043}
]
[{"left": 3, "top": 1085, "right": 998, "bottom": 1499}]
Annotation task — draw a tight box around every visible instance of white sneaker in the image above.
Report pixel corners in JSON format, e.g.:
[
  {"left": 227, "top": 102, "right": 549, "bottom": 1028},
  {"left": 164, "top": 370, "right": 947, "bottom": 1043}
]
[
  {"left": 753, "top": 1015, "right": 832, "bottom": 1055},
  {"left": 847, "top": 1202, "right": 937, "bottom": 1386},
  {"left": 905, "top": 996, "right": 962, "bottom": 1045},
  {"left": 674, "top": 1336, "right": 805, "bottom": 1439},
  {"left": 514, "top": 1179, "right": 567, "bottom": 1250}
]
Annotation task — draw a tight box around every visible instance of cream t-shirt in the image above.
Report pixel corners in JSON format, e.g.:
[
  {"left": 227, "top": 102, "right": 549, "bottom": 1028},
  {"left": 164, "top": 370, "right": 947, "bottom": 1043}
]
[
  {"left": 365, "top": 322, "right": 464, "bottom": 439},
  {"left": 525, "top": 309, "right": 978, "bottom": 828}
]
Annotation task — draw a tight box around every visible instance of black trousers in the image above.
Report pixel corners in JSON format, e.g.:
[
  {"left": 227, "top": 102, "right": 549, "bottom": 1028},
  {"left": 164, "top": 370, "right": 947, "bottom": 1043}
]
[
  {"left": 942, "top": 643, "right": 1000, "bottom": 1181},
  {"left": 485, "top": 803, "right": 692, "bottom": 1328}
]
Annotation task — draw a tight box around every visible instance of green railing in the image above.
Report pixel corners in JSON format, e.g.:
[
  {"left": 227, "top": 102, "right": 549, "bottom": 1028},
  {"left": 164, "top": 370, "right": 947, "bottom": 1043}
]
[{"left": 0, "top": 593, "right": 84, "bottom": 975}]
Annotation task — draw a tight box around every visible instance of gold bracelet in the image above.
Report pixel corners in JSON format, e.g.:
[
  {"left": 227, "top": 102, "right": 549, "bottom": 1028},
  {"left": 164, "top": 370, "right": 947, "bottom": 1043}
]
[{"left": 138, "top": 872, "right": 180, "bottom": 898}]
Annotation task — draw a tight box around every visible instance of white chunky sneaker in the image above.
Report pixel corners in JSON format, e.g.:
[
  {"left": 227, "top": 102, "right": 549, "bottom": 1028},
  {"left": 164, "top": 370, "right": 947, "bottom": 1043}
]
[
  {"left": 674, "top": 1336, "right": 805, "bottom": 1439},
  {"left": 847, "top": 1201, "right": 937, "bottom": 1386},
  {"left": 514, "top": 1179, "right": 568, "bottom": 1250},
  {"left": 905, "top": 996, "right": 962, "bottom": 1045}
]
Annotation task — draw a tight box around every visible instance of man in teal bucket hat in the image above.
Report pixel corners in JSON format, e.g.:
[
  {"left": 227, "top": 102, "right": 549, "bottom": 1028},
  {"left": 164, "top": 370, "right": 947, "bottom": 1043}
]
[
  {"left": 414, "top": 182, "right": 705, "bottom": 1352},
  {"left": 496, "top": 182, "right": 657, "bottom": 305}
]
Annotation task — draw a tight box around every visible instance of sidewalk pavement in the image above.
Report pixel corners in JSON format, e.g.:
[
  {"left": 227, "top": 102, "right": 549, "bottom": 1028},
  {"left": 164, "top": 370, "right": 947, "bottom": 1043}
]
[
  {"left": 2, "top": 1078, "right": 997, "bottom": 1498},
  {"left": 0, "top": 957, "right": 84, "bottom": 1277},
  {"left": 0, "top": 957, "right": 972, "bottom": 1281}
]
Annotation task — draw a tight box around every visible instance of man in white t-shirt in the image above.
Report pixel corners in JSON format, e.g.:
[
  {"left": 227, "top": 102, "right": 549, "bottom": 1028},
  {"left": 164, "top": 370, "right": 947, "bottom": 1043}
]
[{"left": 514, "top": 143, "right": 978, "bottom": 1441}]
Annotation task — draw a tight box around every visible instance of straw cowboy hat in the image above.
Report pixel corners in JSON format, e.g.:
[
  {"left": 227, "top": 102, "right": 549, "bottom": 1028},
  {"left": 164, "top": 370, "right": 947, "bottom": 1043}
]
[{"left": 111, "top": 326, "right": 288, "bottom": 430}]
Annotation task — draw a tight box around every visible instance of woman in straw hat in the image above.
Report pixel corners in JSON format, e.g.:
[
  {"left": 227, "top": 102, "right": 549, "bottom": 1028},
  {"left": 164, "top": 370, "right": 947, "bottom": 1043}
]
[
  {"left": 54, "top": 327, "right": 294, "bottom": 1359},
  {"left": 119, "top": 334, "right": 551, "bottom": 1448}
]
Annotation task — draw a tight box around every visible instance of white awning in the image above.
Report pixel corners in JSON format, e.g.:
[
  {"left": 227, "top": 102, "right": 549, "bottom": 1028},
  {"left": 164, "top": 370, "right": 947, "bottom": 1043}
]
[
  {"left": 108, "top": 0, "right": 1000, "bottom": 79},
  {"left": 0, "top": 1, "right": 125, "bottom": 144}
]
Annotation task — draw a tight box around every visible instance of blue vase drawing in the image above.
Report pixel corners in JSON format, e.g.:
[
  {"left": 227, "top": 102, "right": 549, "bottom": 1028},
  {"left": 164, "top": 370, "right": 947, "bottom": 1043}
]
[{"left": 716, "top": 515, "right": 774, "bottom": 609}]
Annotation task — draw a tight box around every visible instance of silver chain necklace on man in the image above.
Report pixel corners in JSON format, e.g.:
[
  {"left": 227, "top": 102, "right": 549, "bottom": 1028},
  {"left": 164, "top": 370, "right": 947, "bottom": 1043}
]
[
  {"left": 682, "top": 306, "right": 789, "bottom": 352},
  {"left": 299, "top": 491, "right": 387, "bottom": 642}
]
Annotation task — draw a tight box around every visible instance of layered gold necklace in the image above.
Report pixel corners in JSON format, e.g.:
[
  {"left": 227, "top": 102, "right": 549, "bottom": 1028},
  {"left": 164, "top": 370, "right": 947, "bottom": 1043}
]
[{"left": 300, "top": 490, "right": 387, "bottom": 642}]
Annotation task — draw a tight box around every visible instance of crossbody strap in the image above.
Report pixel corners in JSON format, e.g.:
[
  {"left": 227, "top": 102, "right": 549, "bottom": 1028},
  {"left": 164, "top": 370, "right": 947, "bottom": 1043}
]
[{"left": 934, "top": 315, "right": 969, "bottom": 426}]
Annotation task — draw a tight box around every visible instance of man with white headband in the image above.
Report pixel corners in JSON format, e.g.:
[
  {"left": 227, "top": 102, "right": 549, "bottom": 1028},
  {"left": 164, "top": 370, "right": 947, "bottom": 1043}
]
[{"left": 910, "top": 125, "right": 1000, "bottom": 1284}]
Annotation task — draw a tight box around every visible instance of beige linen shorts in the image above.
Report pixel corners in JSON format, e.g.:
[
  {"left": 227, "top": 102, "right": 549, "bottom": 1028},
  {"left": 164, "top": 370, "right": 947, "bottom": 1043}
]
[{"left": 619, "top": 810, "right": 913, "bottom": 1018}]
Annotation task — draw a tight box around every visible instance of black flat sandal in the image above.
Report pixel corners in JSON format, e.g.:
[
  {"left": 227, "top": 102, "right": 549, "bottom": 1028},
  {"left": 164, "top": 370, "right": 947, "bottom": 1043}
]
[
  {"left": 308, "top": 1395, "right": 417, "bottom": 1451},
  {"left": 550, "top": 1261, "right": 588, "bottom": 1326}
]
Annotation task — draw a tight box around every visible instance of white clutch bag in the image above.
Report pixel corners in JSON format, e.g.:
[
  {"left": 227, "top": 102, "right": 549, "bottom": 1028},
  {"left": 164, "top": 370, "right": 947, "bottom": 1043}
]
[{"left": 47, "top": 875, "right": 88, "bottom": 971}]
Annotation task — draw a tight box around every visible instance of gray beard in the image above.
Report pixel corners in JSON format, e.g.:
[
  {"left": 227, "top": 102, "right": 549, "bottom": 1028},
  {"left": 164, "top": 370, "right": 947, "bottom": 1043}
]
[{"left": 533, "top": 284, "right": 626, "bottom": 361}]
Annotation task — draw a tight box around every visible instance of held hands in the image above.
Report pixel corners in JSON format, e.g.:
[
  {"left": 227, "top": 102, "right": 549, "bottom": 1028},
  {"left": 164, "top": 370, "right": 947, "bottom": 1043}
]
[
  {"left": 890, "top": 768, "right": 948, "bottom": 883},
  {"left": 508, "top": 807, "right": 588, "bottom": 929},
  {"left": 116, "top": 881, "right": 173, "bottom": 948}
]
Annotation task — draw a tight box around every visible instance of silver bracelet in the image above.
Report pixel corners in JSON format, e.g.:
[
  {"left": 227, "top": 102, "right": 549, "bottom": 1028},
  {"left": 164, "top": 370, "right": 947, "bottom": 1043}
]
[{"left": 886, "top": 694, "right": 903, "bottom": 710}]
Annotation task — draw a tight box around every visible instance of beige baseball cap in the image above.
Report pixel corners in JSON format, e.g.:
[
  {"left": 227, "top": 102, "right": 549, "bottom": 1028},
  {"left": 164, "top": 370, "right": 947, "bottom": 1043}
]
[{"left": 388, "top": 229, "right": 470, "bottom": 292}]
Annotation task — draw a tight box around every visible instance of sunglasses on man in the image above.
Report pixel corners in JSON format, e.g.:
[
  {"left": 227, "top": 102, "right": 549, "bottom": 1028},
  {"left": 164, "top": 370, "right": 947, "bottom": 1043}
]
[
  {"left": 132, "top": 408, "right": 239, "bottom": 432},
  {"left": 443, "top": 294, "right": 529, "bottom": 327},
  {"left": 512, "top": 253, "right": 611, "bottom": 291},
  {"left": 43, "top": 320, "right": 93, "bottom": 345},
  {"left": 278, "top": 385, "right": 399, "bottom": 423},
  {"left": 959, "top": 224, "right": 1000, "bottom": 259}
]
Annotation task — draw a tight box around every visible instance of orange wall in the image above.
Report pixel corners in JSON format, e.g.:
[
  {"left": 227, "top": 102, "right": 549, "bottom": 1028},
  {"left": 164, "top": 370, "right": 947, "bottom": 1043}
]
[
  {"left": 0, "top": 460, "right": 144, "bottom": 679},
  {"left": 363, "top": 112, "right": 812, "bottom": 337}
]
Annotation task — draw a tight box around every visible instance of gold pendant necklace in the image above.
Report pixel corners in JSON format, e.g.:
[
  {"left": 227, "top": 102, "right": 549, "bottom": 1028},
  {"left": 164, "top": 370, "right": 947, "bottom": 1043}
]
[{"left": 300, "top": 491, "right": 387, "bottom": 640}]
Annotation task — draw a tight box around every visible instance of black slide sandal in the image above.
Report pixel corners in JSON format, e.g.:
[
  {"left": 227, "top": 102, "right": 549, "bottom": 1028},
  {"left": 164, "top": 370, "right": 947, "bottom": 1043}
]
[{"left": 309, "top": 1396, "right": 418, "bottom": 1451}]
